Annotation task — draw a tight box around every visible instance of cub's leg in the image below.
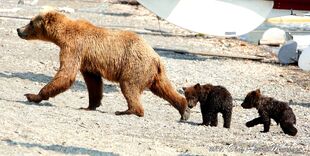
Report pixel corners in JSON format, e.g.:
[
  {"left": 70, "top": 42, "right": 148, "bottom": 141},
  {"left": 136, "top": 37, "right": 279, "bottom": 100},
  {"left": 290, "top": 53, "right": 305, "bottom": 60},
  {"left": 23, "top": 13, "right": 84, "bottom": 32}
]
[
  {"left": 115, "top": 82, "right": 144, "bottom": 117},
  {"left": 261, "top": 116, "right": 271, "bottom": 133},
  {"left": 222, "top": 110, "right": 232, "bottom": 128},
  {"left": 80, "top": 71, "right": 103, "bottom": 110},
  {"left": 280, "top": 122, "right": 298, "bottom": 136},
  {"left": 199, "top": 111, "right": 211, "bottom": 126},
  {"left": 210, "top": 113, "right": 218, "bottom": 127},
  {"left": 246, "top": 117, "right": 263, "bottom": 127}
]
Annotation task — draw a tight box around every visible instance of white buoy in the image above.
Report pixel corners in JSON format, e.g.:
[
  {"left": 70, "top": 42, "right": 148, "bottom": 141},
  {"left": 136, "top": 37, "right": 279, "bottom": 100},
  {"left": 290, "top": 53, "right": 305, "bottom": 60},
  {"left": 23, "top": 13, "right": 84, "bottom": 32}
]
[
  {"left": 298, "top": 47, "right": 310, "bottom": 71},
  {"left": 259, "top": 27, "right": 289, "bottom": 46},
  {"left": 137, "top": 0, "right": 274, "bottom": 37}
]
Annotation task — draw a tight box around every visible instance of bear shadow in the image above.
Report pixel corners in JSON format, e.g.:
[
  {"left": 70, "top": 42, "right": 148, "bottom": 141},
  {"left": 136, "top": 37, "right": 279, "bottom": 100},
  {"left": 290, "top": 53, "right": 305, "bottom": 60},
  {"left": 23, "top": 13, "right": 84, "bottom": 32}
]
[
  {"left": 3, "top": 139, "right": 118, "bottom": 156},
  {"left": 0, "top": 71, "right": 118, "bottom": 93},
  {"left": 17, "top": 100, "right": 55, "bottom": 107},
  {"left": 0, "top": 97, "right": 55, "bottom": 107}
]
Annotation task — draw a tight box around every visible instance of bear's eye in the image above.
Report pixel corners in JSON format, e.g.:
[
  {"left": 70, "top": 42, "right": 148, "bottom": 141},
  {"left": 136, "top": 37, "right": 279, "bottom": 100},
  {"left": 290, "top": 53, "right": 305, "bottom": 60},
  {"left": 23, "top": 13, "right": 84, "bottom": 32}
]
[{"left": 29, "top": 21, "right": 33, "bottom": 26}]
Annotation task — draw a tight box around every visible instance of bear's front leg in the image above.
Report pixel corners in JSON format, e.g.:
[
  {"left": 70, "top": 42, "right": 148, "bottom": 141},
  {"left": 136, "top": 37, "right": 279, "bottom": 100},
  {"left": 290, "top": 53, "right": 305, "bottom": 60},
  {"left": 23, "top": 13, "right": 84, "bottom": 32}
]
[{"left": 25, "top": 48, "right": 79, "bottom": 103}]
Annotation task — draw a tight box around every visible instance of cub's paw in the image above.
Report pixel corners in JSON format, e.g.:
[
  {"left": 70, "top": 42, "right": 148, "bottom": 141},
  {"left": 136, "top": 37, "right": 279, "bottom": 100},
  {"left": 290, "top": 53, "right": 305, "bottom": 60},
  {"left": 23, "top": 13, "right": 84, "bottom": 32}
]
[
  {"left": 24, "top": 94, "right": 42, "bottom": 103},
  {"left": 246, "top": 121, "right": 255, "bottom": 127}
]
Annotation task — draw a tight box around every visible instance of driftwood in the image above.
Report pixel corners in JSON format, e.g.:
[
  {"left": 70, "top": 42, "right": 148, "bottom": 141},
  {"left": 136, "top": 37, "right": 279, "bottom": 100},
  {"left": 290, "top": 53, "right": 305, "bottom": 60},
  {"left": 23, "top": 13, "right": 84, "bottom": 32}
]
[
  {"left": 154, "top": 47, "right": 265, "bottom": 61},
  {"left": 0, "top": 15, "right": 30, "bottom": 20}
]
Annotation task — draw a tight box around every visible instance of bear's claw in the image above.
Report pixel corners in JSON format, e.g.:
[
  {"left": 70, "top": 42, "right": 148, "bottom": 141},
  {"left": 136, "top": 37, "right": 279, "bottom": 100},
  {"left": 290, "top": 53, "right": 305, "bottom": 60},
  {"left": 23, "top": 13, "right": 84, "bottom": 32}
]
[{"left": 180, "top": 107, "right": 191, "bottom": 121}]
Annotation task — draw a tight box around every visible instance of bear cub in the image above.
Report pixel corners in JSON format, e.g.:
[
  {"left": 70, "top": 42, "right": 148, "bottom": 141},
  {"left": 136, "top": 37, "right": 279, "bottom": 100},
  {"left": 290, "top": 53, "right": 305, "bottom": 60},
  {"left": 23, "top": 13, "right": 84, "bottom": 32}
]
[
  {"left": 241, "top": 89, "right": 297, "bottom": 136},
  {"left": 183, "top": 83, "right": 233, "bottom": 128}
]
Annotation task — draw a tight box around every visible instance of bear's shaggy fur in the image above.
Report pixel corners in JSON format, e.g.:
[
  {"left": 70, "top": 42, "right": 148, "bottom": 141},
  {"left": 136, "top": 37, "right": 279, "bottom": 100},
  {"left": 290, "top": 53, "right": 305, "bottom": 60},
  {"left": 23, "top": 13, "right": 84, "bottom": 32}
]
[
  {"left": 241, "top": 89, "right": 297, "bottom": 136},
  {"left": 182, "top": 83, "right": 233, "bottom": 128},
  {"left": 17, "top": 11, "right": 190, "bottom": 120}
]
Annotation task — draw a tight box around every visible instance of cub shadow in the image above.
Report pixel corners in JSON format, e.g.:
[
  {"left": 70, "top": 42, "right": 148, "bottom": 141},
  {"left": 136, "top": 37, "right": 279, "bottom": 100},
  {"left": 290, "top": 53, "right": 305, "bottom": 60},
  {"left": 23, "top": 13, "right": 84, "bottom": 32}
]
[
  {"left": 0, "top": 71, "right": 118, "bottom": 93},
  {"left": 289, "top": 102, "right": 310, "bottom": 108},
  {"left": 3, "top": 139, "right": 118, "bottom": 156},
  {"left": 179, "top": 120, "right": 200, "bottom": 126}
]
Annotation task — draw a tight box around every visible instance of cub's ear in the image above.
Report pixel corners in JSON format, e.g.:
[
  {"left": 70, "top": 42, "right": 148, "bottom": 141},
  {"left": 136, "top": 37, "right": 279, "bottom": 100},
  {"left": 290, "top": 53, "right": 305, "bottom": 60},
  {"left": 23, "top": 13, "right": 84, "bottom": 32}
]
[
  {"left": 253, "top": 89, "right": 261, "bottom": 96},
  {"left": 194, "top": 83, "right": 201, "bottom": 89},
  {"left": 182, "top": 87, "right": 187, "bottom": 91}
]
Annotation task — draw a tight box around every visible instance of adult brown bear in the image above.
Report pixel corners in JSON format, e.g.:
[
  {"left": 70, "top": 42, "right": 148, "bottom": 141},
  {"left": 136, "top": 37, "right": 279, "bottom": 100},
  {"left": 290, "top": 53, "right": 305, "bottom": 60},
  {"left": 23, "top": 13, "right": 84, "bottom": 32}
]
[{"left": 17, "top": 11, "right": 190, "bottom": 120}]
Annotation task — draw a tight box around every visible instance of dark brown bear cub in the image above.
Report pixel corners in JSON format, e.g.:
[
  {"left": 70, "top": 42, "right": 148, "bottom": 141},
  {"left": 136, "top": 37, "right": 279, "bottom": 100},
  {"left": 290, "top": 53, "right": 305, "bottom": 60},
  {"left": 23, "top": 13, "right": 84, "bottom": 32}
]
[
  {"left": 241, "top": 89, "right": 297, "bottom": 136},
  {"left": 182, "top": 83, "right": 233, "bottom": 128}
]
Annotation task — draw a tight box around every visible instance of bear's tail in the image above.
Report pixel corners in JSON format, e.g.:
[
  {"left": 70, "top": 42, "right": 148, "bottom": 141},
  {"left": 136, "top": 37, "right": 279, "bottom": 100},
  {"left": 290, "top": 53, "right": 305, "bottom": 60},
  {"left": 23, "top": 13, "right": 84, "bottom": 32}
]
[
  {"left": 280, "top": 122, "right": 298, "bottom": 136},
  {"left": 150, "top": 61, "right": 190, "bottom": 120}
]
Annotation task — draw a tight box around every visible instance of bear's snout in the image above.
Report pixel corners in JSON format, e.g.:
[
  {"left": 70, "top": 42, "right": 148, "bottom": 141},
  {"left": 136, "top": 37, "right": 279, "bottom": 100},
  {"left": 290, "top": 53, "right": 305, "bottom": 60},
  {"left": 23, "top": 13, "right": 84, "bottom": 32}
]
[{"left": 17, "top": 28, "right": 27, "bottom": 39}]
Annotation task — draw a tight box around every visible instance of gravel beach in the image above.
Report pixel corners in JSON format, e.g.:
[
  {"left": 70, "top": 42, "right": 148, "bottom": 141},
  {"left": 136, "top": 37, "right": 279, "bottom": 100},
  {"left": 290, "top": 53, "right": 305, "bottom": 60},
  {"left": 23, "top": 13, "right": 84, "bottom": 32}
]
[{"left": 0, "top": 0, "right": 309, "bottom": 155}]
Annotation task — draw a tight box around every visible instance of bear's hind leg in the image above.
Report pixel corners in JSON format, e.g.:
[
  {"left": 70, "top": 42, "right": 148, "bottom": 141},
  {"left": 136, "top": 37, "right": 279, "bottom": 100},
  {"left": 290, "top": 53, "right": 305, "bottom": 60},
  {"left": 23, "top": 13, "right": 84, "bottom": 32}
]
[
  {"left": 80, "top": 71, "right": 103, "bottom": 110},
  {"left": 115, "top": 82, "right": 144, "bottom": 117}
]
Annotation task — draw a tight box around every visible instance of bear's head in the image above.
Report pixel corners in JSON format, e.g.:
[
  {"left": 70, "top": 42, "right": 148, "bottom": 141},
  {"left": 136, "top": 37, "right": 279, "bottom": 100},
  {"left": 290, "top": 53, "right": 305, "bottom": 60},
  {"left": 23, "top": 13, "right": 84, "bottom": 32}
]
[
  {"left": 241, "top": 89, "right": 261, "bottom": 109},
  {"left": 182, "top": 83, "right": 202, "bottom": 109},
  {"left": 17, "top": 11, "right": 66, "bottom": 41}
]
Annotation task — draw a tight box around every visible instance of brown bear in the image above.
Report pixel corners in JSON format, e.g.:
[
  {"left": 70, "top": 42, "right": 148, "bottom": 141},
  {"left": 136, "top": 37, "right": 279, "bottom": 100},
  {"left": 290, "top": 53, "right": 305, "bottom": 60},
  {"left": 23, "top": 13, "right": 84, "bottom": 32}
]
[
  {"left": 17, "top": 11, "right": 190, "bottom": 120},
  {"left": 241, "top": 89, "right": 297, "bottom": 136},
  {"left": 182, "top": 83, "right": 233, "bottom": 128}
]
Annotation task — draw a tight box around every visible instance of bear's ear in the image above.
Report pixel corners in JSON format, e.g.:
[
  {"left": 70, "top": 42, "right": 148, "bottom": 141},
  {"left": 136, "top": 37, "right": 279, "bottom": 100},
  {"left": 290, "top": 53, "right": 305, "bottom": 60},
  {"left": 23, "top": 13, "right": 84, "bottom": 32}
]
[
  {"left": 41, "top": 11, "right": 63, "bottom": 26},
  {"left": 182, "top": 87, "right": 187, "bottom": 91},
  {"left": 42, "top": 12, "right": 57, "bottom": 25},
  {"left": 194, "top": 83, "right": 201, "bottom": 90}
]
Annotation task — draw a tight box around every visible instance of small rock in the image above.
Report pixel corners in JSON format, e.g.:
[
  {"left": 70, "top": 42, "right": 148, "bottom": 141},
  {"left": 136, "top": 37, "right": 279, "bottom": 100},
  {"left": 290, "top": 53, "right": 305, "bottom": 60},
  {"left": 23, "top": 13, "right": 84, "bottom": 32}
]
[
  {"left": 287, "top": 79, "right": 293, "bottom": 83},
  {"left": 58, "top": 7, "right": 75, "bottom": 14}
]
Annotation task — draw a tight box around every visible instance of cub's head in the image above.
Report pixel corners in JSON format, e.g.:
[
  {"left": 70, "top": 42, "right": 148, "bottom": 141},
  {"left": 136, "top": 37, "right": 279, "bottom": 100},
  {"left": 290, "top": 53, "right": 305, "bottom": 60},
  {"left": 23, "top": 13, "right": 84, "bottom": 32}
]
[
  {"left": 241, "top": 89, "right": 261, "bottom": 109},
  {"left": 182, "top": 83, "right": 202, "bottom": 109},
  {"left": 17, "top": 11, "right": 66, "bottom": 41}
]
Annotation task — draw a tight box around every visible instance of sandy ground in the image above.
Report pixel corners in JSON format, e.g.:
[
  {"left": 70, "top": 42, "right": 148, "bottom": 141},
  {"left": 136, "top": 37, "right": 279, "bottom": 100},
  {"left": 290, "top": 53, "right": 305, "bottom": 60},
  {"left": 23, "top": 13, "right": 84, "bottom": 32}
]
[{"left": 0, "top": 0, "right": 309, "bottom": 155}]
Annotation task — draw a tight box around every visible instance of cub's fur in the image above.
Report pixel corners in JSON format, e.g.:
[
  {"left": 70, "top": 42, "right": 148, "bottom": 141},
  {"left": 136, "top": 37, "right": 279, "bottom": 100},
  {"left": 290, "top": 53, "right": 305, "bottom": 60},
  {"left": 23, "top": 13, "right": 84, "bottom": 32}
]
[
  {"left": 183, "top": 83, "right": 233, "bottom": 128},
  {"left": 242, "top": 89, "right": 297, "bottom": 136}
]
